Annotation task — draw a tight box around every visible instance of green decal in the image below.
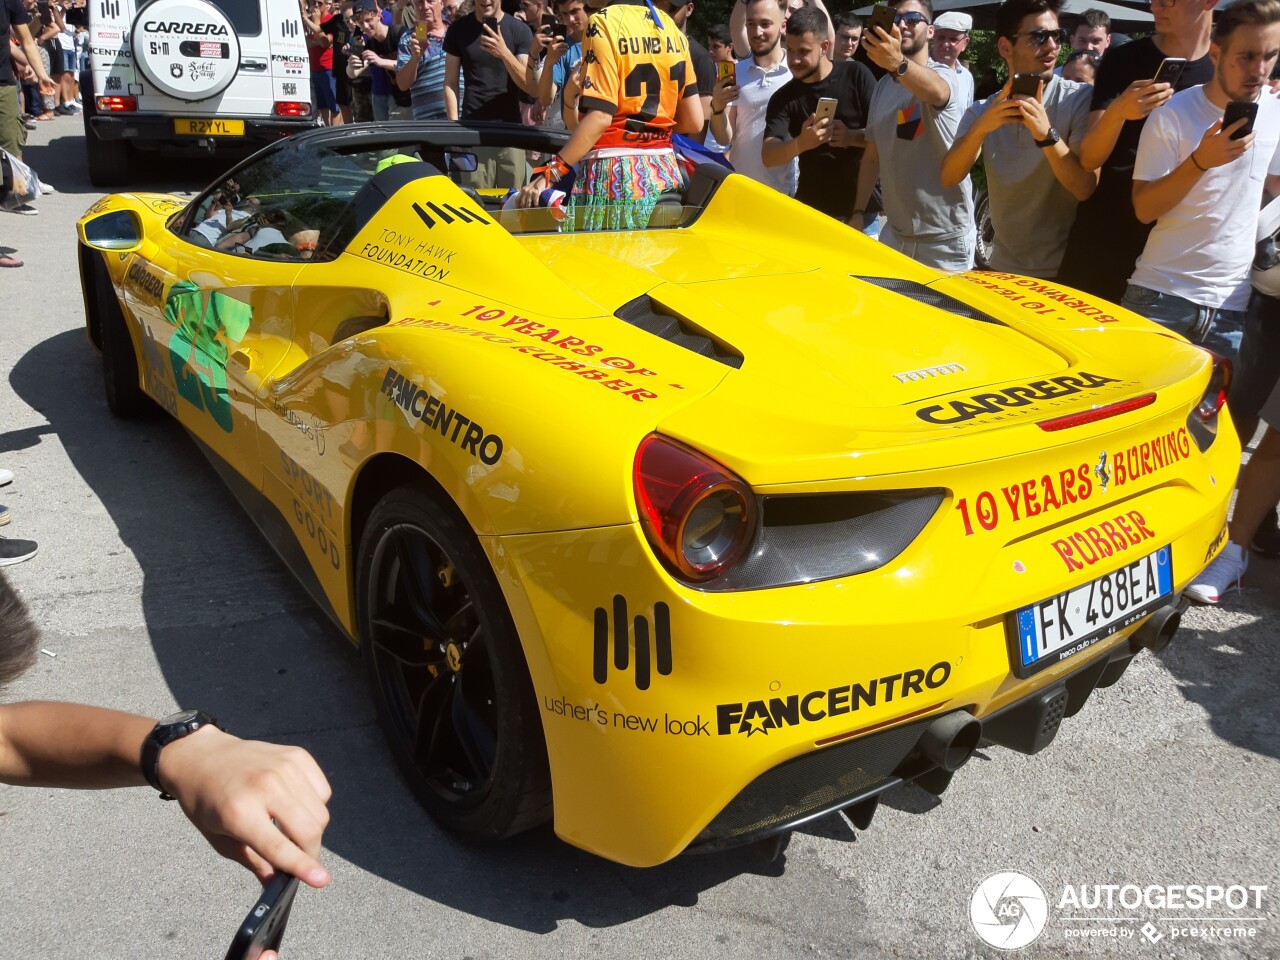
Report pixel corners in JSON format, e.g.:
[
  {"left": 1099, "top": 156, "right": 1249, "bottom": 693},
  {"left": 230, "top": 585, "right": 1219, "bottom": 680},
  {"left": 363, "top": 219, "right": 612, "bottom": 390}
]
[{"left": 162, "top": 280, "right": 253, "bottom": 433}]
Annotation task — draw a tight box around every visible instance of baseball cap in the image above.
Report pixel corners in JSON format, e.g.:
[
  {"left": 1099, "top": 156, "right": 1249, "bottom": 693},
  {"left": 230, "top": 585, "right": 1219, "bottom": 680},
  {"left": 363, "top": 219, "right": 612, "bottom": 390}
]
[
  {"left": 934, "top": 11, "right": 972, "bottom": 31},
  {"left": 352, "top": 0, "right": 377, "bottom": 14}
]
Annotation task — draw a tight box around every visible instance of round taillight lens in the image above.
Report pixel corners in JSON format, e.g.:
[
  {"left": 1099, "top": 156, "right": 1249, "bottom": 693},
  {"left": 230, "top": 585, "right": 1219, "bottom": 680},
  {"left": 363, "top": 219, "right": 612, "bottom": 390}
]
[
  {"left": 633, "top": 434, "right": 756, "bottom": 583},
  {"left": 1196, "top": 349, "right": 1232, "bottom": 422}
]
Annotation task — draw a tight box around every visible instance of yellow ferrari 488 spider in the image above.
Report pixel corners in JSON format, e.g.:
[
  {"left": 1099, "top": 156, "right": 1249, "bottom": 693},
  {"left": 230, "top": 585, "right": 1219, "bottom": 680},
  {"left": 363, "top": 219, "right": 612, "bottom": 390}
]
[{"left": 78, "top": 122, "right": 1238, "bottom": 867}]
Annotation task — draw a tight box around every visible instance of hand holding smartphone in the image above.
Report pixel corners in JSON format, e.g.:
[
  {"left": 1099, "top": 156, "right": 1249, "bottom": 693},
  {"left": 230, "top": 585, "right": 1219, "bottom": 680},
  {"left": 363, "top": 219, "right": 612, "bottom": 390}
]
[
  {"left": 1152, "top": 57, "right": 1187, "bottom": 87},
  {"left": 1224, "top": 99, "right": 1258, "bottom": 140},
  {"left": 717, "top": 60, "right": 736, "bottom": 85},
  {"left": 224, "top": 874, "right": 300, "bottom": 960},
  {"left": 814, "top": 96, "right": 838, "bottom": 124},
  {"left": 1009, "top": 72, "right": 1041, "bottom": 100},
  {"left": 867, "top": 3, "right": 894, "bottom": 36}
]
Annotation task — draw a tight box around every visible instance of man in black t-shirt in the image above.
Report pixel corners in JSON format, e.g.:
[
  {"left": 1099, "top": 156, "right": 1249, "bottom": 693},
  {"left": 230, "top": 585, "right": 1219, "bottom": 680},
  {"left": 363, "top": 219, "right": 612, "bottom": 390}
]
[
  {"left": 1055, "top": 0, "right": 1215, "bottom": 302},
  {"left": 325, "top": 4, "right": 354, "bottom": 122},
  {"left": 443, "top": 0, "right": 535, "bottom": 121},
  {"left": 762, "top": 6, "right": 875, "bottom": 220}
]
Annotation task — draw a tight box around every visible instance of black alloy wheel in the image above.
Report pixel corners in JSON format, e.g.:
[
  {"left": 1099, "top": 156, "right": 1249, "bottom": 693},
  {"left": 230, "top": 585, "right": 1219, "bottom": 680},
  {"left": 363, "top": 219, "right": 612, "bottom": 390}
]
[
  {"left": 358, "top": 487, "right": 551, "bottom": 840},
  {"left": 974, "top": 189, "right": 996, "bottom": 271}
]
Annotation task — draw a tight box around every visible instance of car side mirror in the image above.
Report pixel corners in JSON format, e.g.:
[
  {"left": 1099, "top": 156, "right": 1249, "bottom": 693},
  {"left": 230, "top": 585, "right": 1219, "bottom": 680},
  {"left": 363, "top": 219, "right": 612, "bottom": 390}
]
[
  {"left": 446, "top": 152, "right": 478, "bottom": 173},
  {"left": 79, "top": 209, "right": 144, "bottom": 252}
]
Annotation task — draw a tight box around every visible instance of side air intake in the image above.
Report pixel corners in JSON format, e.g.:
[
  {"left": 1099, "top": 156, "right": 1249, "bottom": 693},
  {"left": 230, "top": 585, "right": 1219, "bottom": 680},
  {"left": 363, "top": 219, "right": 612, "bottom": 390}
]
[
  {"left": 853, "top": 276, "right": 1004, "bottom": 325},
  {"left": 615, "top": 296, "right": 744, "bottom": 369}
]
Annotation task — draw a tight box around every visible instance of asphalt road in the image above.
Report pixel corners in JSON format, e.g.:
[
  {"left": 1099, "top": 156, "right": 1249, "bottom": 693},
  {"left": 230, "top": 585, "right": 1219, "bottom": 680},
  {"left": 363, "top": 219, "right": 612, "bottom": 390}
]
[{"left": 1, "top": 118, "right": 1278, "bottom": 960}]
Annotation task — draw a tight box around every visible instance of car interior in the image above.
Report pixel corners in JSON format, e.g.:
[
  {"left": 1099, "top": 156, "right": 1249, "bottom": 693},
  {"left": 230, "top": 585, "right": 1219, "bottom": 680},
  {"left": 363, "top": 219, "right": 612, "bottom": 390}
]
[{"left": 172, "top": 123, "right": 729, "bottom": 262}]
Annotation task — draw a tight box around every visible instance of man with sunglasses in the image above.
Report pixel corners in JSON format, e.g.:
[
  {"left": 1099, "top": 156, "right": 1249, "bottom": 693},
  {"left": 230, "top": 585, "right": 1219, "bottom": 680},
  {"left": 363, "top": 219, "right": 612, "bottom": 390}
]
[
  {"left": 1055, "top": 0, "right": 1216, "bottom": 301},
  {"left": 940, "top": 0, "right": 1095, "bottom": 279},
  {"left": 854, "top": 0, "right": 974, "bottom": 270}
]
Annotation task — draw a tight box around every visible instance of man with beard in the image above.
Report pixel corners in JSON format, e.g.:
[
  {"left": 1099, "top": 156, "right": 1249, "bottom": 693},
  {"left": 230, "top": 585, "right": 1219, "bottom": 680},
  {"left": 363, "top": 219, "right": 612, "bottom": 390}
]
[
  {"left": 1054, "top": 0, "right": 1215, "bottom": 301},
  {"left": 940, "top": 0, "right": 1095, "bottom": 279},
  {"left": 854, "top": 0, "right": 973, "bottom": 270},
  {"left": 1121, "top": 0, "right": 1280, "bottom": 360},
  {"left": 761, "top": 7, "right": 874, "bottom": 214},
  {"left": 710, "top": 0, "right": 795, "bottom": 195}
]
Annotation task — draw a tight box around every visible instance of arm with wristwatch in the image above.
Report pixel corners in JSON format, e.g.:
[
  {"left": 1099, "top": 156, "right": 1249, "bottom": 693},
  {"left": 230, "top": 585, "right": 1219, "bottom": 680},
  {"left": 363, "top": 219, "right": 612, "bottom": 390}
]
[{"left": 0, "top": 701, "right": 332, "bottom": 890}]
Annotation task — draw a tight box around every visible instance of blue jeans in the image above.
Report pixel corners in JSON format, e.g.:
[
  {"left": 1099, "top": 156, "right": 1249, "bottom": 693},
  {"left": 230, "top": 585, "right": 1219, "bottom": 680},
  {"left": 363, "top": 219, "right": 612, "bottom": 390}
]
[{"left": 1120, "top": 284, "right": 1245, "bottom": 362}]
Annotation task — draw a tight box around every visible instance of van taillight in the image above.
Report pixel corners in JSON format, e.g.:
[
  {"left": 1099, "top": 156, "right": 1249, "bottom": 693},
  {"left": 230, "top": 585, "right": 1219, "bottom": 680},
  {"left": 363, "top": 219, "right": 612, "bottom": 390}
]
[
  {"left": 273, "top": 101, "right": 312, "bottom": 117},
  {"left": 96, "top": 96, "right": 136, "bottom": 112}
]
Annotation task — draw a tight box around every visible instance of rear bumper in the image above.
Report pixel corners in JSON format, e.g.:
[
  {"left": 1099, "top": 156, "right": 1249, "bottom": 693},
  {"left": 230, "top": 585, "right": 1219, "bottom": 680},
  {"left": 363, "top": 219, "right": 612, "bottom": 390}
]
[
  {"left": 89, "top": 114, "right": 317, "bottom": 149},
  {"left": 688, "top": 600, "right": 1187, "bottom": 854}
]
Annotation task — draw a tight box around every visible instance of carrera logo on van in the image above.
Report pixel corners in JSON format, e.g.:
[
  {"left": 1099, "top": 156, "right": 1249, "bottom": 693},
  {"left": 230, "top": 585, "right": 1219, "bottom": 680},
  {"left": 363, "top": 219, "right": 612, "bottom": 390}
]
[
  {"left": 915, "top": 372, "right": 1121, "bottom": 425},
  {"left": 142, "top": 21, "right": 229, "bottom": 34}
]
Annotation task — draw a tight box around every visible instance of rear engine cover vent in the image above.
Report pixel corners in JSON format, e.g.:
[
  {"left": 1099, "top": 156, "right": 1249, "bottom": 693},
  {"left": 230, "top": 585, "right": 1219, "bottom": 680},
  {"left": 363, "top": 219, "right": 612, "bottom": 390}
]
[
  {"left": 853, "top": 276, "right": 1004, "bottom": 326},
  {"left": 615, "top": 296, "right": 744, "bottom": 369}
]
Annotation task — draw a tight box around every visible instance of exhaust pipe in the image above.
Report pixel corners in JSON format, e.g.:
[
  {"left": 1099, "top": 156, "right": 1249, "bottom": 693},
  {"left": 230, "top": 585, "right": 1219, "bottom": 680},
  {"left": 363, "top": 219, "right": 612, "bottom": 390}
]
[
  {"left": 1130, "top": 597, "right": 1189, "bottom": 655},
  {"left": 917, "top": 710, "right": 982, "bottom": 772}
]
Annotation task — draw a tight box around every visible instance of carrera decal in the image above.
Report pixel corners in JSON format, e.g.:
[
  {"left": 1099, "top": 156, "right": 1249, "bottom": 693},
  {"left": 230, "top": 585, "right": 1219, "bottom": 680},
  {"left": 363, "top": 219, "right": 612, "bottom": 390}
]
[
  {"left": 379, "top": 366, "right": 503, "bottom": 464},
  {"left": 592, "top": 595, "right": 672, "bottom": 690},
  {"left": 161, "top": 281, "right": 252, "bottom": 432},
  {"left": 916, "top": 372, "right": 1122, "bottom": 426},
  {"left": 1051, "top": 510, "right": 1155, "bottom": 572},
  {"left": 124, "top": 260, "right": 164, "bottom": 306},
  {"left": 716, "top": 662, "right": 952, "bottom": 737}
]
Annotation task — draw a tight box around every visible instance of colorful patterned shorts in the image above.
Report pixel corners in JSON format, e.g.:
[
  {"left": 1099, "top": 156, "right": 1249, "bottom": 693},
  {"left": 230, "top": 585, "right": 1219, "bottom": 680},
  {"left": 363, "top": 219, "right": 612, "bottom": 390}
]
[{"left": 566, "top": 150, "right": 684, "bottom": 232}]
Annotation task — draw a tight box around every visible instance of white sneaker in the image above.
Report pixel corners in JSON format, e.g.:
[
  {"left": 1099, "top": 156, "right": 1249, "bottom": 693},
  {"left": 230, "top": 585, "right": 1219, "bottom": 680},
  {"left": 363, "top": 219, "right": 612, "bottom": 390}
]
[
  {"left": 0, "top": 468, "right": 12, "bottom": 486},
  {"left": 39, "top": 181, "right": 55, "bottom": 195},
  {"left": 1185, "top": 543, "right": 1248, "bottom": 604}
]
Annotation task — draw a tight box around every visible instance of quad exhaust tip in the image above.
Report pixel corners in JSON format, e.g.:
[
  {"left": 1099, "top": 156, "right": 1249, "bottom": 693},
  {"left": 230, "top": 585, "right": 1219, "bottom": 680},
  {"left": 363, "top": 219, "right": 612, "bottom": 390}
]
[{"left": 918, "top": 710, "right": 983, "bottom": 772}]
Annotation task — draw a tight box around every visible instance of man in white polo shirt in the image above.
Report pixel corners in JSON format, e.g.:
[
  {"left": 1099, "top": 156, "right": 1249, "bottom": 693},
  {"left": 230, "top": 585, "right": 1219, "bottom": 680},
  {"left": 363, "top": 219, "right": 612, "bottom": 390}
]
[
  {"left": 1123, "top": 0, "right": 1280, "bottom": 360},
  {"left": 710, "top": 0, "right": 796, "bottom": 195}
]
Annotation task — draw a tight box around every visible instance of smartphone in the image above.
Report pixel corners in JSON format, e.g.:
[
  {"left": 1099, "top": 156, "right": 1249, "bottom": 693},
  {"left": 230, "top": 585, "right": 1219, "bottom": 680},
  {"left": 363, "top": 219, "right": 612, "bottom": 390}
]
[
  {"left": 1224, "top": 99, "right": 1258, "bottom": 140},
  {"left": 717, "top": 60, "right": 735, "bottom": 84},
  {"left": 1152, "top": 57, "right": 1187, "bottom": 87},
  {"left": 414, "top": 20, "right": 427, "bottom": 40},
  {"left": 814, "top": 96, "right": 838, "bottom": 123},
  {"left": 552, "top": 21, "right": 567, "bottom": 39},
  {"left": 483, "top": 14, "right": 498, "bottom": 31},
  {"left": 350, "top": 32, "right": 364, "bottom": 53},
  {"left": 1010, "top": 72, "right": 1041, "bottom": 100},
  {"left": 868, "top": 3, "right": 894, "bottom": 36},
  {"left": 224, "top": 873, "right": 299, "bottom": 960}
]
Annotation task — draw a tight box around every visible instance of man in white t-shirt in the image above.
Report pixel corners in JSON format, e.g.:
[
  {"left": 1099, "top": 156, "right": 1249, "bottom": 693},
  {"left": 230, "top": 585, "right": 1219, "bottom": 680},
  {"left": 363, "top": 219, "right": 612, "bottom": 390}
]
[
  {"left": 1123, "top": 0, "right": 1280, "bottom": 360},
  {"left": 710, "top": 0, "right": 797, "bottom": 196}
]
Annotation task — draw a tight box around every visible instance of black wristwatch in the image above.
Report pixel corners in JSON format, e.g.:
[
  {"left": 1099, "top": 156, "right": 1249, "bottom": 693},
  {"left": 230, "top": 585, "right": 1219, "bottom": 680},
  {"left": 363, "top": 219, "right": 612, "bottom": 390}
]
[
  {"left": 1034, "top": 127, "right": 1061, "bottom": 149},
  {"left": 141, "top": 709, "right": 222, "bottom": 800},
  {"left": 895, "top": 57, "right": 909, "bottom": 78}
]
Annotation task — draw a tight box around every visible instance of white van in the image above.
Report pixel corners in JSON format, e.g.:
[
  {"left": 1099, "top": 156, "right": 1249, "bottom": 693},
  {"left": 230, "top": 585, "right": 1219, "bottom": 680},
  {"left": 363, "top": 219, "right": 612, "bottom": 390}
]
[{"left": 83, "top": 0, "right": 318, "bottom": 186}]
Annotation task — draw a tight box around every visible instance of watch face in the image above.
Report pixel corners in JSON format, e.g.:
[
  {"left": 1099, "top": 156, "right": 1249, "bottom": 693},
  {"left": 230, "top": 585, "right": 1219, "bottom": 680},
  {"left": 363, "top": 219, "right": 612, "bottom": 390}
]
[{"left": 159, "top": 709, "right": 202, "bottom": 727}]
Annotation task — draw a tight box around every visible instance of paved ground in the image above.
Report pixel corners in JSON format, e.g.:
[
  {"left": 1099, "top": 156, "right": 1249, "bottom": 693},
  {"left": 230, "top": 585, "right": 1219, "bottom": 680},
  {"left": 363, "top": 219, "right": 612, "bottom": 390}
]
[{"left": 1, "top": 118, "right": 1278, "bottom": 960}]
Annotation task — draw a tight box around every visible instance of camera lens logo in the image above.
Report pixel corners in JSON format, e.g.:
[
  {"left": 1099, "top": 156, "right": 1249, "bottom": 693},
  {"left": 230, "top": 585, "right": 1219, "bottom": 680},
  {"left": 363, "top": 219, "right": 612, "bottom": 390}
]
[{"left": 970, "top": 871, "right": 1049, "bottom": 950}]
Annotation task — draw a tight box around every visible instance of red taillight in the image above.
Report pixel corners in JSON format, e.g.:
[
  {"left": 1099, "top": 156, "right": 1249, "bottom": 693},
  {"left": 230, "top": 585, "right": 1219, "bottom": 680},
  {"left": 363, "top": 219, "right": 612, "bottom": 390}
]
[
  {"left": 633, "top": 434, "right": 756, "bottom": 583},
  {"left": 1196, "top": 349, "right": 1231, "bottom": 422},
  {"left": 1036, "top": 393, "right": 1157, "bottom": 432},
  {"left": 96, "top": 96, "right": 137, "bottom": 112},
  {"left": 273, "top": 101, "right": 312, "bottom": 117}
]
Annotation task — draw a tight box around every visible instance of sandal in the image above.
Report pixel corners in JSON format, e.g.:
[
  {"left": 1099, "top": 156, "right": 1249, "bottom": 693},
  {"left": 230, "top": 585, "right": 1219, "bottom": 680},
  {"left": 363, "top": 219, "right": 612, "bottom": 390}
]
[
  {"left": 34, "top": 113, "right": 55, "bottom": 121},
  {"left": 0, "top": 255, "right": 23, "bottom": 268}
]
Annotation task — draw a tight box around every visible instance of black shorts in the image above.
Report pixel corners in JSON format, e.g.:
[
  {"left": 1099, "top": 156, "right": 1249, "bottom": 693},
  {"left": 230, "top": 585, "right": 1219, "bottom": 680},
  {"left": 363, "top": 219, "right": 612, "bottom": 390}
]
[
  {"left": 334, "top": 69, "right": 352, "bottom": 107},
  {"left": 1229, "top": 290, "right": 1280, "bottom": 425}
]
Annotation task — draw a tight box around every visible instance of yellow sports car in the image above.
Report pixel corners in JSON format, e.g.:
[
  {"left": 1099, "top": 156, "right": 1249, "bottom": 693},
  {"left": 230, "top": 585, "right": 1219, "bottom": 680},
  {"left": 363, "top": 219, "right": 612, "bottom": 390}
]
[{"left": 77, "top": 122, "right": 1239, "bottom": 868}]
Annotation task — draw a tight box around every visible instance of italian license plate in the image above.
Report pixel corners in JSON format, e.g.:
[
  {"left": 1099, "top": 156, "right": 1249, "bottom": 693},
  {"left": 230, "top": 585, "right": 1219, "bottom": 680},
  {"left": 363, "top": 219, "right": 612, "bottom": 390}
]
[
  {"left": 1011, "top": 546, "right": 1173, "bottom": 677},
  {"left": 173, "top": 118, "right": 244, "bottom": 136}
]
